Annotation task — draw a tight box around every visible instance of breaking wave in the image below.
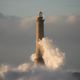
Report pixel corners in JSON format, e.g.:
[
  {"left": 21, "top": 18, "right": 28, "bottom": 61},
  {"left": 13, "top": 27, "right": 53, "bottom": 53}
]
[
  {"left": 31, "top": 38, "right": 64, "bottom": 70},
  {"left": 0, "top": 38, "right": 78, "bottom": 80}
]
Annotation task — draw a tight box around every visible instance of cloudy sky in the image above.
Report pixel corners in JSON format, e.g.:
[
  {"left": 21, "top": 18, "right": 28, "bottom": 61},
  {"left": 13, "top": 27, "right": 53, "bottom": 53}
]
[
  {"left": 0, "top": 0, "right": 80, "bottom": 71},
  {"left": 0, "top": 0, "right": 80, "bottom": 16}
]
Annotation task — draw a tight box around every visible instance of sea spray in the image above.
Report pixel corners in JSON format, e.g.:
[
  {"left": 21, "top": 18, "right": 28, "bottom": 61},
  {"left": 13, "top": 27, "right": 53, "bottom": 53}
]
[
  {"left": 0, "top": 38, "right": 66, "bottom": 80},
  {"left": 31, "top": 37, "right": 65, "bottom": 70}
]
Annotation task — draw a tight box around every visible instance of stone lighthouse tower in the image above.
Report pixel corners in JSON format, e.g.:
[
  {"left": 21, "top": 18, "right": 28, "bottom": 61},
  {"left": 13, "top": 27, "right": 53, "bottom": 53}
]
[{"left": 34, "top": 11, "right": 45, "bottom": 64}]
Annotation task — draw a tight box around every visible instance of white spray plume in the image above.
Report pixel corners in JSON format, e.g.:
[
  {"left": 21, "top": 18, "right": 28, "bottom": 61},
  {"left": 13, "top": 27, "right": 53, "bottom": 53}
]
[
  {"left": 0, "top": 38, "right": 66, "bottom": 80},
  {"left": 31, "top": 37, "right": 65, "bottom": 70},
  {"left": 0, "top": 38, "right": 78, "bottom": 80}
]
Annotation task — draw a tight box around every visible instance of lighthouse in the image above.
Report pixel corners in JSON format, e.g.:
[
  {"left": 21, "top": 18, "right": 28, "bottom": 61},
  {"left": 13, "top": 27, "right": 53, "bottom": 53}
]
[{"left": 34, "top": 11, "right": 45, "bottom": 64}]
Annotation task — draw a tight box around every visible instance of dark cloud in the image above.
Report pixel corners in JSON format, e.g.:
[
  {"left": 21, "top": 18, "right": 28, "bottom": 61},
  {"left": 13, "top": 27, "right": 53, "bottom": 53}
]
[
  {"left": 0, "top": 12, "right": 6, "bottom": 19},
  {"left": 4, "top": 71, "right": 77, "bottom": 80}
]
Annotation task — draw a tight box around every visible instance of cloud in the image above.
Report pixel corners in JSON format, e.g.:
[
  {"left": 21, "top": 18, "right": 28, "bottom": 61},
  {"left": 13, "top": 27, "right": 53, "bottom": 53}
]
[
  {"left": 0, "top": 13, "right": 80, "bottom": 70},
  {"left": 66, "top": 16, "right": 77, "bottom": 24},
  {"left": 46, "top": 16, "right": 59, "bottom": 24},
  {"left": 46, "top": 15, "right": 79, "bottom": 26},
  {"left": 0, "top": 64, "right": 79, "bottom": 80},
  {"left": 19, "top": 16, "right": 35, "bottom": 30},
  {"left": 0, "top": 12, "right": 6, "bottom": 19}
]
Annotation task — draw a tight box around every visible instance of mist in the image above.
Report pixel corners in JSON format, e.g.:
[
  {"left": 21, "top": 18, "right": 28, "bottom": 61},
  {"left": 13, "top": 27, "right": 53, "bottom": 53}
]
[
  {"left": 0, "top": 12, "right": 80, "bottom": 71},
  {"left": 0, "top": 63, "right": 78, "bottom": 80}
]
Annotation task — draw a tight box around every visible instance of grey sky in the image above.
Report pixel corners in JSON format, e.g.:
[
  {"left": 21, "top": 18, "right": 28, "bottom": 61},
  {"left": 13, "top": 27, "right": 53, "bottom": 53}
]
[{"left": 0, "top": 0, "right": 80, "bottom": 16}]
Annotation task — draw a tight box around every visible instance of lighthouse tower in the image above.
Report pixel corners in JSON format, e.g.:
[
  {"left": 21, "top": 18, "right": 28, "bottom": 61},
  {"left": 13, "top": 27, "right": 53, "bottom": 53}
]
[{"left": 34, "top": 11, "right": 45, "bottom": 64}]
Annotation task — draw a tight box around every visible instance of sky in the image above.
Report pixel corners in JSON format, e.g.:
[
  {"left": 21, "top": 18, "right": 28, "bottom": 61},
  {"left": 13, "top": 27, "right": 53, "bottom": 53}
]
[
  {"left": 0, "top": 0, "right": 80, "bottom": 17},
  {"left": 0, "top": 0, "right": 80, "bottom": 71}
]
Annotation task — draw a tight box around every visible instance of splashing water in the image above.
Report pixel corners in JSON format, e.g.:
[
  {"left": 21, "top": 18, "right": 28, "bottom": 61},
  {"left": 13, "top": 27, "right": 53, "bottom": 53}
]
[
  {"left": 0, "top": 38, "right": 66, "bottom": 80},
  {"left": 31, "top": 37, "right": 65, "bottom": 70},
  {"left": 0, "top": 63, "right": 77, "bottom": 80}
]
